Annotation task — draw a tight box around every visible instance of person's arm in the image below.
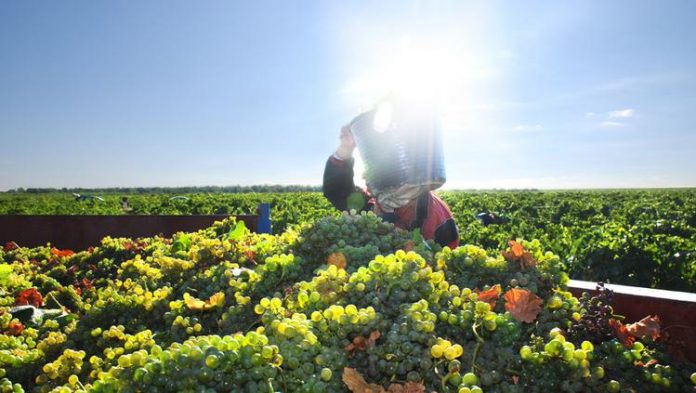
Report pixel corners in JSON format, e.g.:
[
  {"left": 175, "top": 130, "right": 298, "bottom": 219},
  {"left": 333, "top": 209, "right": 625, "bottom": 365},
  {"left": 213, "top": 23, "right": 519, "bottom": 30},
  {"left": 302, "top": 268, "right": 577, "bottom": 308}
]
[
  {"left": 322, "top": 126, "right": 371, "bottom": 211},
  {"left": 434, "top": 218, "right": 459, "bottom": 249},
  {"left": 323, "top": 155, "right": 358, "bottom": 211},
  {"left": 421, "top": 193, "right": 460, "bottom": 248}
]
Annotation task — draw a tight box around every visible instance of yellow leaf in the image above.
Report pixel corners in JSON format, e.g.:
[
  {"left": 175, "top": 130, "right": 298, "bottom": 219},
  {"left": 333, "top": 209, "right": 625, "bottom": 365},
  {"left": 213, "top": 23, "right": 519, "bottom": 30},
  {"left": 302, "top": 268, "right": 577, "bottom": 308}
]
[
  {"left": 183, "top": 293, "right": 206, "bottom": 310},
  {"left": 184, "top": 292, "right": 225, "bottom": 311},
  {"left": 208, "top": 292, "right": 225, "bottom": 308}
]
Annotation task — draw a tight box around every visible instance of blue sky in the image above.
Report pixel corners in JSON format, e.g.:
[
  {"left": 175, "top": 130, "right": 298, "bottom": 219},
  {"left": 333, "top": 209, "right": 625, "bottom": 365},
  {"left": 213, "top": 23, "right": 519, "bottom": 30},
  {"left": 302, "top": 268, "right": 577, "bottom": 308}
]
[{"left": 1, "top": 0, "right": 695, "bottom": 190}]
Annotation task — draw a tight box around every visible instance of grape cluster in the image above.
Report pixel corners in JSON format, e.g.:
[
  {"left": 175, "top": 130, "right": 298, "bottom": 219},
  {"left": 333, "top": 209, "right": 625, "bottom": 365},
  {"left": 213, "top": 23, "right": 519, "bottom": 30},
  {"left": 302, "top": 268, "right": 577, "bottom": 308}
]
[
  {"left": 265, "top": 314, "right": 346, "bottom": 392},
  {"left": 285, "top": 265, "right": 348, "bottom": 314},
  {"left": 0, "top": 372, "right": 23, "bottom": 393},
  {"left": 36, "top": 331, "right": 67, "bottom": 357},
  {"left": 311, "top": 304, "right": 383, "bottom": 345},
  {"left": 361, "top": 300, "right": 436, "bottom": 383},
  {"left": 89, "top": 331, "right": 282, "bottom": 393},
  {"left": 531, "top": 289, "right": 580, "bottom": 337},
  {"left": 33, "top": 348, "right": 85, "bottom": 392},
  {"left": 567, "top": 283, "right": 616, "bottom": 344},
  {"left": 294, "top": 210, "right": 410, "bottom": 271},
  {"left": 251, "top": 254, "right": 306, "bottom": 299},
  {"left": 518, "top": 329, "right": 604, "bottom": 392},
  {"left": 344, "top": 251, "right": 440, "bottom": 318},
  {"left": 591, "top": 339, "right": 690, "bottom": 392},
  {"left": 437, "top": 240, "right": 567, "bottom": 299}
]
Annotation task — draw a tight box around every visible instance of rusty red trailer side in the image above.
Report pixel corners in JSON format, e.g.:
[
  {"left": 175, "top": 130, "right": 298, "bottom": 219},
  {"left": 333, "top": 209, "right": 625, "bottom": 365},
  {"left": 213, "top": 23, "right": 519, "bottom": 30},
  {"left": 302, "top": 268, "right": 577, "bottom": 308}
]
[
  {"left": 568, "top": 280, "right": 696, "bottom": 363},
  {"left": 0, "top": 214, "right": 257, "bottom": 250}
]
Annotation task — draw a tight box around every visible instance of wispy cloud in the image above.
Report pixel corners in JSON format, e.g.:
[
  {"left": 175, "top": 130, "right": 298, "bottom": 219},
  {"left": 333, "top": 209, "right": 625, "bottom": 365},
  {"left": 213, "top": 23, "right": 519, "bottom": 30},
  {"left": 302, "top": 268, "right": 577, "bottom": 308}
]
[
  {"left": 600, "top": 121, "right": 625, "bottom": 127},
  {"left": 587, "top": 109, "right": 635, "bottom": 128},
  {"left": 511, "top": 124, "right": 543, "bottom": 132},
  {"left": 608, "top": 109, "right": 635, "bottom": 119}
]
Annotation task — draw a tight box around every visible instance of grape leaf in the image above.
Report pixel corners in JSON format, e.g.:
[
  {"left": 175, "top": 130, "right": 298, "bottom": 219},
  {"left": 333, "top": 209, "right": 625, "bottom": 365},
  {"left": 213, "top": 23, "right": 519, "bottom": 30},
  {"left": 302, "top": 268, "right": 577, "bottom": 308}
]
[
  {"left": 50, "top": 247, "right": 75, "bottom": 258},
  {"left": 0, "top": 263, "right": 11, "bottom": 286},
  {"left": 227, "top": 221, "right": 248, "bottom": 241},
  {"left": 343, "top": 367, "right": 385, "bottom": 393},
  {"left": 504, "top": 288, "right": 543, "bottom": 323},
  {"left": 403, "top": 240, "right": 415, "bottom": 252},
  {"left": 171, "top": 234, "right": 191, "bottom": 253},
  {"left": 501, "top": 240, "right": 536, "bottom": 270},
  {"left": 7, "top": 320, "right": 24, "bottom": 336},
  {"left": 626, "top": 315, "right": 660, "bottom": 341},
  {"left": 183, "top": 292, "right": 225, "bottom": 311},
  {"left": 608, "top": 318, "right": 635, "bottom": 348},
  {"left": 510, "top": 241, "right": 524, "bottom": 257},
  {"left": 15, "top": 288, "right": 43, "bottom": 307},
  {"left": 328, "top": 252, "right": 347, "bottom": 270},
  {"left": 411, "top": 228, "right": 423, "bottom": 244},
  {"left": 387, "top": 381, "right": 426, "bottom": 393},
  {"left": 207, "top": 292, "right": 225, "bottom": 307},
  {"left": 345, "top": 330, "right": 381, "bottom": 354},
  {"left": 475, "top": 284, "right": 501, "bottom": 309}
]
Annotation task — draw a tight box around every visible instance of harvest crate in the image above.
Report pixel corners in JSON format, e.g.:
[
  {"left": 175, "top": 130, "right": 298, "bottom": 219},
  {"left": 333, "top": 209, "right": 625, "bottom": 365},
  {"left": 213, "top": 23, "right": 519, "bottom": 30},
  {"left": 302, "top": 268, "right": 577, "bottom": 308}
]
[
  {"left": 0, "top": 203, "right": 271, "bottom": 250},
  {"left": 568, "top": 279, "right": 696, "bottom": 362}
]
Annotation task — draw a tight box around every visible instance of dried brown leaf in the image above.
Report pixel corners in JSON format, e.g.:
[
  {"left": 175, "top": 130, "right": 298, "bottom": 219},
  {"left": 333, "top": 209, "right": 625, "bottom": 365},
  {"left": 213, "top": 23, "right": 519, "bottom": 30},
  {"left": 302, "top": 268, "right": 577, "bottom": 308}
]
[
  {"left": 504, "top": 288, "right": 543, "bottom": 323},
  {"left": 475, "top": 284, "right": 501, "bottom": 309},
  {"left": 345, "top": 331, "right": 381, "bottom": 354},
  {"left": 608, "top": 318, "right": 635, "bottom": 348},
  {"left": 328, "top": 252, "right": 347, "bottom": 270},
  {"left": 386, "top": 382, "right": 426, "bottom": 393},
  {"left": 343, "top": 367, "right": 385, "bottom": 393},
  {"left": 626, "top": 315, "right": 660, "bottom": 341},
  {"left": 501, "top": 241, "right": 537, "bottom": 270}
]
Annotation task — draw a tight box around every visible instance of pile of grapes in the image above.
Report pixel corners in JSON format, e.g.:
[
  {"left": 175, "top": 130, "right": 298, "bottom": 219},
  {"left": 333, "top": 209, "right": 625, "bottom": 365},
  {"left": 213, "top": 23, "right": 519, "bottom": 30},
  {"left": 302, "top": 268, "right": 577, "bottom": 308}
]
[{"left": 0, "top": 211, "right": 694, "bottom": 392}]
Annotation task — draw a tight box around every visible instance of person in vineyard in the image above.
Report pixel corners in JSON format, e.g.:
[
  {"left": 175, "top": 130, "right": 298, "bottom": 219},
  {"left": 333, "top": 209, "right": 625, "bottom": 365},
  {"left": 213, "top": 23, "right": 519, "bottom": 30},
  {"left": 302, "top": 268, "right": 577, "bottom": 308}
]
[{"left": 322, "top": 125, "right": 460, "bottom": 249}]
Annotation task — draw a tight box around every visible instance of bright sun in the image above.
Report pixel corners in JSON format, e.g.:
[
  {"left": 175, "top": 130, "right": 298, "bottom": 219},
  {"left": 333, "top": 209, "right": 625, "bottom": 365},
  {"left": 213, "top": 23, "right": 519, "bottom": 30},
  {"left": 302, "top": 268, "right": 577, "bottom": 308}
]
[{"left": 342, "top": 35, "right": 485, "bottom": 111}]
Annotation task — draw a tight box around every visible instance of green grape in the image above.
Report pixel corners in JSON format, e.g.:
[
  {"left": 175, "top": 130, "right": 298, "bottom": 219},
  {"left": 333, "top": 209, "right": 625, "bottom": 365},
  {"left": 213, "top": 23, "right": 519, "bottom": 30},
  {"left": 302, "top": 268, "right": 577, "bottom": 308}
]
[
  {"left": 320, "top": 368, "right": 332, "bottom": 382},
  {"left": 462, "top": 372, "right": 478, "bottom": 386}
]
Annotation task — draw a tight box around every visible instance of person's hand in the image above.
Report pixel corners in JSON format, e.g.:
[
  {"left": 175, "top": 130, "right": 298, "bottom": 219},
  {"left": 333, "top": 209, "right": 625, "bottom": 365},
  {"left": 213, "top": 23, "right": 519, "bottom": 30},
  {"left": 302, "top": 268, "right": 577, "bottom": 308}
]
[{"left": 335, "top": 126, "right": 356, "bottom": 160}]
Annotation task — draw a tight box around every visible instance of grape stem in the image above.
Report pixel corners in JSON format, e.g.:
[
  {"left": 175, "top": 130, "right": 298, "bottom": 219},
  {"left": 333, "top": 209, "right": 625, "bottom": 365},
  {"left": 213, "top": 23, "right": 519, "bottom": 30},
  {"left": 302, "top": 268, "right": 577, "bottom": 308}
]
[
  {"left": 246, "top": 318, "right": 262, "bottom": 332},
  {"left": 441, "top": 373, "right": 449, "bottom": 392},
  {"left": 471, "top": 322, "right": 484, "bottom": 373},
  {"left": 505, "top": 368, "right": 521, "bottom": 376},
  {"left": 276, "top": 366, "right": 288, "bottom": 393},
  {"left": 432, "top": 360, "right": 449, "bottom": 393},
  {"left": 47, "top": 293, "right": 66, "bottom": 312}
]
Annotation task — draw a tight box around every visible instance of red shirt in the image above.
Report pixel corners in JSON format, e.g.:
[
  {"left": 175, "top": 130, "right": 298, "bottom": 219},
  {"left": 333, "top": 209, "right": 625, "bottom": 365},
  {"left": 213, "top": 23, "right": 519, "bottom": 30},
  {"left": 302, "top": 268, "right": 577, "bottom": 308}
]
[{"left": 374, "top": 192, "right": 460, "bottom": 249}]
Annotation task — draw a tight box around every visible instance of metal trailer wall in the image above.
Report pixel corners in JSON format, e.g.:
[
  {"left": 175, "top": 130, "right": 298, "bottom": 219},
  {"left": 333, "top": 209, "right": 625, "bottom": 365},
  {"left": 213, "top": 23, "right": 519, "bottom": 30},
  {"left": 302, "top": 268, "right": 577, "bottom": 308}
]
[
  {"left": 568, "top": 280, "right": 696, "bottom": 363},
  {"left": 0, "top": 204, "right": 272, "bottom": 250}
]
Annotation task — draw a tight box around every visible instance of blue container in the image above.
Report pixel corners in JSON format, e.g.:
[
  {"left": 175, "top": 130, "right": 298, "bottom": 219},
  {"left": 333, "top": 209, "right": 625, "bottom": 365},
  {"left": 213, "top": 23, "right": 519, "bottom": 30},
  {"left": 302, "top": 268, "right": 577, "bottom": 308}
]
[{"left": 348, "top": 101, "right": 446, "bottom": 195}]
